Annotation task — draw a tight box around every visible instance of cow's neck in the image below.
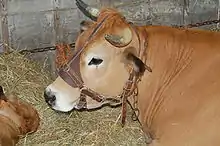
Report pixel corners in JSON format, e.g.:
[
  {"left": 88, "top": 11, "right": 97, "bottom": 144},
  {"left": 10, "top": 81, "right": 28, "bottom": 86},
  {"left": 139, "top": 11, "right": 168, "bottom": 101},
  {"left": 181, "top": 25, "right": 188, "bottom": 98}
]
[{"left": 128, "top": 26, "right": 193, "bottom": 138}]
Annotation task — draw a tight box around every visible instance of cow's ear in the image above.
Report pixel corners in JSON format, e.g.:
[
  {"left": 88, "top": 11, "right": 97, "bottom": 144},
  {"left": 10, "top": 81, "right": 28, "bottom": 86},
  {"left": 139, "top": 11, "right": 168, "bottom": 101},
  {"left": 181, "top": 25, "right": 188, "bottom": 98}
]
[
  {"left": 80, "top": 20, "right": 94, "bottom": 32},
  {"left": 122, "top": 47, "right": 152, "bottom": 75}
]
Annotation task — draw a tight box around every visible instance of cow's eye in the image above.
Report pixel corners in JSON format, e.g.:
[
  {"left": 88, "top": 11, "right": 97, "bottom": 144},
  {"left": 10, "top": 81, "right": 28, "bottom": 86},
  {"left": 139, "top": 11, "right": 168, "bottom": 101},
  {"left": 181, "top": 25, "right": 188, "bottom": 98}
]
[{"left": 88, "top": 57, "right": 103, "bottom": 66}]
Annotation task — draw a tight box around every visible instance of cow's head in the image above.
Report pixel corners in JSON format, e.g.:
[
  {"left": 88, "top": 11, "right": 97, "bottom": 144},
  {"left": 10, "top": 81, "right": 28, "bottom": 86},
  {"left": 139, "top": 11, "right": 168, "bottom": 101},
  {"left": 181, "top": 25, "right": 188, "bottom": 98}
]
[{"left": 44, "top": 0, "right": 147, "bottom": 112}]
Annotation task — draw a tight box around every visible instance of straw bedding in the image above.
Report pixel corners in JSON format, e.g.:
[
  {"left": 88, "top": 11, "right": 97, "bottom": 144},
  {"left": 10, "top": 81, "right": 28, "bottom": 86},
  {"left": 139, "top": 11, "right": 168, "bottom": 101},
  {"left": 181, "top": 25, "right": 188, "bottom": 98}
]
[{"left": 0, "top": 51, "right": 146, "bottom": 146}]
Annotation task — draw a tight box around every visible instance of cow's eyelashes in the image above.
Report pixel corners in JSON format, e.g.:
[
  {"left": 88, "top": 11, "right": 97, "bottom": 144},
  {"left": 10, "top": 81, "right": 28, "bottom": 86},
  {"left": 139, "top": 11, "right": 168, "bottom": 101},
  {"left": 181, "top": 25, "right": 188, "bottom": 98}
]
[{"left": 88, "top": 57, "right": 103, "bottom": 66}]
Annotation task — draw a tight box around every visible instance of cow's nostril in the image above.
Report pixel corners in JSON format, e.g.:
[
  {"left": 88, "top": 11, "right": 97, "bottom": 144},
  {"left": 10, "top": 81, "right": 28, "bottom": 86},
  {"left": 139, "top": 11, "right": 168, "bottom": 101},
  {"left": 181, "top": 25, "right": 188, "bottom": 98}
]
[
  {"left": 50, "top": 95, "right": 56, "bottom": 102},
  {"left": 44, "top": 91, "right": 56, "bottom": 106},
  {"left": 48, "top": 95, "right": 56, "bottom": 106}
]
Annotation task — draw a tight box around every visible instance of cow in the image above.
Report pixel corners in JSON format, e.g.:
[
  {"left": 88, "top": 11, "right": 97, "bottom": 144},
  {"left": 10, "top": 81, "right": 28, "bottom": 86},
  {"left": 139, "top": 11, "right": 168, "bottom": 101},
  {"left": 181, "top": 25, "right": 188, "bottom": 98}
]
[
  {"left": 44, "top": 0, "right": 220, "bottom": 145},
  {"left": 0, "top": 86, "right": 40, "bottom": 146}
]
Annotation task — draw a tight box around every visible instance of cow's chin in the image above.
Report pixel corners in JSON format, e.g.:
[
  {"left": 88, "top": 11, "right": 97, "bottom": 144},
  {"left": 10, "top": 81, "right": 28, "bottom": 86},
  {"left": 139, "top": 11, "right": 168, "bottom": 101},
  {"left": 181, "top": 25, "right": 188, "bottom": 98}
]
[
  {"left": 48, "top": 101, "right": 77, "bottom": 113},
  {"left": 47, "top": 99, "right": 108, "bottom": 112}
]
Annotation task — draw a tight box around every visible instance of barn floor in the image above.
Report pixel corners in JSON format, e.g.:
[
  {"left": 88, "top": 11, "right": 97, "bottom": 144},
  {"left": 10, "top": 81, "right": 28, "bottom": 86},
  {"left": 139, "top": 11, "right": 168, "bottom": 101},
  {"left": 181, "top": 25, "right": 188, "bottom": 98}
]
[{"left": 0, "top": 52, "right": 146, "bottom": 146}]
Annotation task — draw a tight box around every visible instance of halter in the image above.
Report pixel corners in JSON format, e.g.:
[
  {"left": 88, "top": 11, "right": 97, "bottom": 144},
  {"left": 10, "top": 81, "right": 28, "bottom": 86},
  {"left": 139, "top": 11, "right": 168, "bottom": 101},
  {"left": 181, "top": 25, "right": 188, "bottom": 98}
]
[{"left": 57, "top": 16, "right": 151, "bottom": 125}]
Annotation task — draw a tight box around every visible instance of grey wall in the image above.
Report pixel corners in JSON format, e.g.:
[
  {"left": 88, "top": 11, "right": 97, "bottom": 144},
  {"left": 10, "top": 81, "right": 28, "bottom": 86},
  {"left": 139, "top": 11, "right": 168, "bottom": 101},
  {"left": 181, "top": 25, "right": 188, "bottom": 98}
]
[{"left": 0, "top": 0, "right": 219, "bottom": 75}]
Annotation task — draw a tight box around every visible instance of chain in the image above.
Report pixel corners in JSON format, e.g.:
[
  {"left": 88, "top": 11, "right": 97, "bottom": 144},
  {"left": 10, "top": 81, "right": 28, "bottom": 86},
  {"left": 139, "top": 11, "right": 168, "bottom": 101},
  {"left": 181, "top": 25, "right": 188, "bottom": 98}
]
[
  {"left": 131, "top": 78, "right": 141, "bottom": 121},
  {"left": 4, "top": 43, "right": 76, "bottom": 55},
  {"left": 131, "top": 87, "right": 139, "bottom": 121},
  {"left": 19, "top": 46, "right": 56, "bottom": 54},
  {"left": 172, "top": 19, "right": 220, "bottom": 28}
]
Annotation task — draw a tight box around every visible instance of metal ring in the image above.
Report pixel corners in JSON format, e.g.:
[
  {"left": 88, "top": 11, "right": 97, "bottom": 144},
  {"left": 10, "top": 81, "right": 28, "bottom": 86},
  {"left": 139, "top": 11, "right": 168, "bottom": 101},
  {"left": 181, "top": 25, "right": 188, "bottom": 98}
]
[
  {"left": 63, "top": 63, "right": 70, "bottom": 72},
  {"left": 131, "top": 108, "right": 139, "bottom": 121}
]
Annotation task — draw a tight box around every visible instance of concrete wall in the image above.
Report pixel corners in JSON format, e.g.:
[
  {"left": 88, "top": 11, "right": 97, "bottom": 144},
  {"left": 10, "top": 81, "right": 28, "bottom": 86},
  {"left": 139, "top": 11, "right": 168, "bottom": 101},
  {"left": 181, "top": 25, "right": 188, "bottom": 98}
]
[{"left": 0, "top": 0, "right": 219, "bottom": 75}]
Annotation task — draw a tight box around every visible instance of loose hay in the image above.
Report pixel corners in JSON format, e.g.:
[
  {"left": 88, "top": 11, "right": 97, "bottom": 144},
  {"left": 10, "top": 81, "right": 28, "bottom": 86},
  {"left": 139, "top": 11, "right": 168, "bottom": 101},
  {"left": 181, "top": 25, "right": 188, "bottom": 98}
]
[{"left": 0, "top": 51, "right": 146, "bottom": 146}]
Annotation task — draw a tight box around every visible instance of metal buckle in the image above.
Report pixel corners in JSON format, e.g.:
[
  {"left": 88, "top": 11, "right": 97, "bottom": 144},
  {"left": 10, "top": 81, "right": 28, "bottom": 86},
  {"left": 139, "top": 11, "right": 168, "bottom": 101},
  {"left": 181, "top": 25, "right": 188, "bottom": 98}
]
[
  {"left": 75, "top": 94, "right": 87, "bottom": 110},
  {"left": 62, "top": 63, "right": 70, "bottom": 72},
  {"left": 131, "top": 108, "right": 139, "bottom": 121}
]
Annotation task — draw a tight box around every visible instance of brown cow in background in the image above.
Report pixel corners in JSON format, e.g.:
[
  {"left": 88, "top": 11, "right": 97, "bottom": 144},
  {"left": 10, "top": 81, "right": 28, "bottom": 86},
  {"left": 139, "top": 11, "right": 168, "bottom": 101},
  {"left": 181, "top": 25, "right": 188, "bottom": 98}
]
[{"left": 0, "top": 86, "right": 40, "bottom": 146}]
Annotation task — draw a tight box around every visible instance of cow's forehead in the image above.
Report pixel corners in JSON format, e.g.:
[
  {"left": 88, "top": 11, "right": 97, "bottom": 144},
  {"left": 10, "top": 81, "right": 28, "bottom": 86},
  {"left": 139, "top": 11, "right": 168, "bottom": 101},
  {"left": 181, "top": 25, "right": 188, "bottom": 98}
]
[{"left": 76, "top": 9, "right": 127, "bottom": 45}]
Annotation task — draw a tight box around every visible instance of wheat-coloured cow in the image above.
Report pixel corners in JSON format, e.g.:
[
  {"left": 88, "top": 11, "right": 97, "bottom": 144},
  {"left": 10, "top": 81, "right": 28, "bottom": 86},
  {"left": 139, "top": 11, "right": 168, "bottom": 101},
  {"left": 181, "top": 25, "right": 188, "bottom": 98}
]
[{"left": 44, "top": 0, "right": 220, "bottom": 145}]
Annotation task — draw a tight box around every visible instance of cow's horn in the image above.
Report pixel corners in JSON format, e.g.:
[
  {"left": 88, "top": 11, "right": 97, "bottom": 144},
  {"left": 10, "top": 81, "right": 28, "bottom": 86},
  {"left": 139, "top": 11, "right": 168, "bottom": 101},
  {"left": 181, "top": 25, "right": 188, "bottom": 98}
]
[
  {"left": 75, "top": 0, "right": 100, "bottom": 21},
  {"left": 105, "top": 28, "right": 132, "bottom": 47}
]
